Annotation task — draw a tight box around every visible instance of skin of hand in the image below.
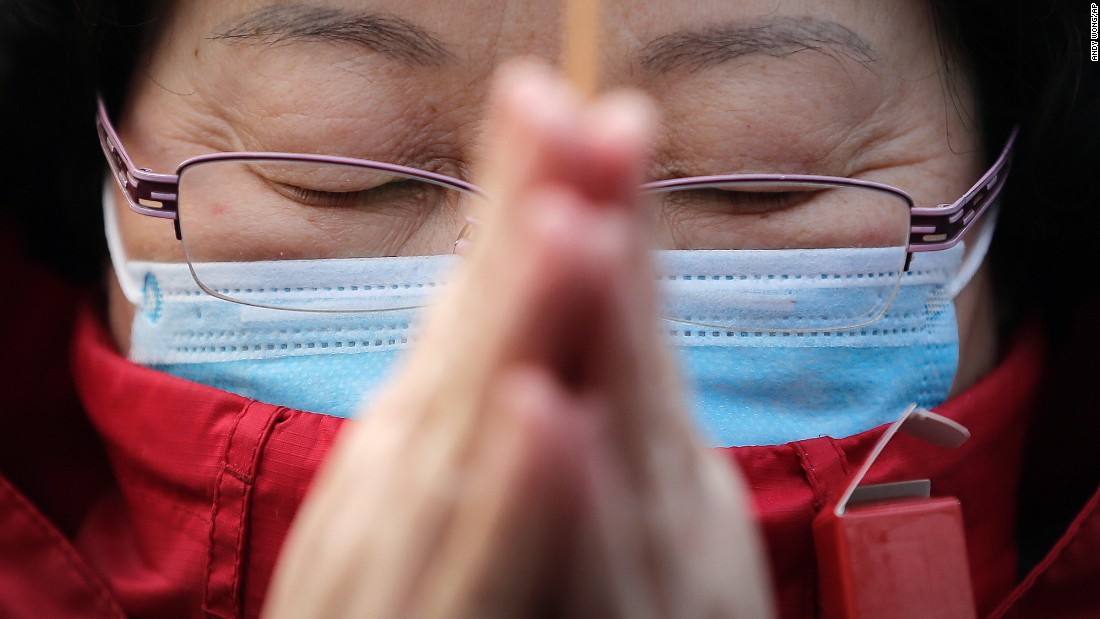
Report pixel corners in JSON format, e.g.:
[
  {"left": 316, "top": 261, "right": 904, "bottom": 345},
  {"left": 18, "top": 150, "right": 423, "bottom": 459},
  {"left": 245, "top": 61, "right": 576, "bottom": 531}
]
[{"left": 263, "top": 62, "right": 775, "bottom": 619}]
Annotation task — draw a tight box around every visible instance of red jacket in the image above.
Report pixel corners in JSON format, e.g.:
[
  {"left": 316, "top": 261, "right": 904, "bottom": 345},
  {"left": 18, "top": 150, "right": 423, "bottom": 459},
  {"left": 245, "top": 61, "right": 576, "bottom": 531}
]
[{"left": 1, "top": 233, "right": 1097, "bottom": 618}]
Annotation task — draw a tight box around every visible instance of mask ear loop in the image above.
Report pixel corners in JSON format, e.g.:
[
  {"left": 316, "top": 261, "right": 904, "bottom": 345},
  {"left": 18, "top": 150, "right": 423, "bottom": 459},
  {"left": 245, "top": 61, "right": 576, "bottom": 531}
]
[
  {"left": 103, "top": 178, "right": 145, "bottom": 305},
  {"left": 945, "top": 199, "right": 1000, "bottom": 300}
]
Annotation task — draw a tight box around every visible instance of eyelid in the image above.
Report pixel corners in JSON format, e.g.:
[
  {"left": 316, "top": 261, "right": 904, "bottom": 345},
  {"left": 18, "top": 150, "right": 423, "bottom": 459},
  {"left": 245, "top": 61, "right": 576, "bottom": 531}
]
[
  {"left": 412, "top": 156, "right": 472, "bottom": 183},
  {"left": 647, "top": 155, "right": 831, "bottom": 183}
]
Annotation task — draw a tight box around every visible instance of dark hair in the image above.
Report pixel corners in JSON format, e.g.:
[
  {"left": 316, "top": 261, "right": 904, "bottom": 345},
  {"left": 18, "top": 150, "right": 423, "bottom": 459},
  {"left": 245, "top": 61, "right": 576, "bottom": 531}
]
[
  {"left": 0, "top": 0, "right": 153, "bottom": 280},
  {"left": 931, "top": 1, "right": 1100, "bottom": 342},
  {"left": 2, "top": 1, "right": 1097, "bottom": 337}
]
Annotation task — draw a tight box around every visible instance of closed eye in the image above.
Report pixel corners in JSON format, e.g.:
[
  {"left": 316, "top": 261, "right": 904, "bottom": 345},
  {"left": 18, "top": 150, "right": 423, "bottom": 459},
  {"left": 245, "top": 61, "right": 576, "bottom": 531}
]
[
  {"left": 658, "top": 187, "right": 816, "bottom": 216},
  {"left": 277, "top": 178, "right": 422, "bottom": 209},
  {"left": 272, "top": 178, "right": 448, "bottom": 212}
]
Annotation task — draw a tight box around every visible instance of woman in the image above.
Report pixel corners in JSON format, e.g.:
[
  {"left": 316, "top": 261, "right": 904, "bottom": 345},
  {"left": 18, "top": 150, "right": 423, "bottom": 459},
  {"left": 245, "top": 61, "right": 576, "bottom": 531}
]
[{"left": 1, "top": 0, "right": 1097, "bottom": 617}]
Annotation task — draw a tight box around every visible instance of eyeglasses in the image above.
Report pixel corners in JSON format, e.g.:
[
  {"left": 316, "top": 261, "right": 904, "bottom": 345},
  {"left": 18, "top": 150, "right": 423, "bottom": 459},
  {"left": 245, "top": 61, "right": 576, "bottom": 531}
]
[{"left": 98, "top": 96, "right": 1015, "bottom": 329}]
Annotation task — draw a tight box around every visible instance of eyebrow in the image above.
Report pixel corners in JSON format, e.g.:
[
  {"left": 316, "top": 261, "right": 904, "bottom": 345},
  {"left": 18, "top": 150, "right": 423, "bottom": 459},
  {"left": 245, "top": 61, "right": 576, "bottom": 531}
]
[
  {"left": 639, "top": 17, "right": 878, "bottom": 74},
  {"left": 211, "top": 5, "right": 455, "bottom": 67}
]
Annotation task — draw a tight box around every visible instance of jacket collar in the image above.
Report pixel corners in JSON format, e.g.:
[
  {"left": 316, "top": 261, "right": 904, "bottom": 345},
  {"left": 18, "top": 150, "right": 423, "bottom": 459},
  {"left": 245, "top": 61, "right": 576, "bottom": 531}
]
[{"left": 71, "top": 304, "right": 1046, "bottom": 618}]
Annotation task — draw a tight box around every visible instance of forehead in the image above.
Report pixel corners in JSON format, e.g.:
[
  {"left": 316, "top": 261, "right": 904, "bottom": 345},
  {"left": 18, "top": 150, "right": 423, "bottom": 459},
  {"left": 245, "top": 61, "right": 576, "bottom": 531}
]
[
  {"left": 165, "top": 0, "right": 942, "bottom": 82},
  {"left": 135, "top": 0, "right": 967, "bottom": 193}
]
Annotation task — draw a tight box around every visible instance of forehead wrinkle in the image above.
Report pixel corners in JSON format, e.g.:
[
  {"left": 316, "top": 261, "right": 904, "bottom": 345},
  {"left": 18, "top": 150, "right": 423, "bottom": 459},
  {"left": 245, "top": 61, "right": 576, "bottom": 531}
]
[
  {"left": 639, "top": 16, "right": 878, "bottom": 75},
  {"left": 210, "top": 4, "right": 456, "bottom": 67}
]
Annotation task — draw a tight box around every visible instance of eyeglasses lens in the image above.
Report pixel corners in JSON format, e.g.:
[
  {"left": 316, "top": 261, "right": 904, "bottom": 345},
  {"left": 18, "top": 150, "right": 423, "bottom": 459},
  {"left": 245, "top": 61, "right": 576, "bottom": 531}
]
[{"left": 179, "top": 162, "right": 910, "bottom": 327}]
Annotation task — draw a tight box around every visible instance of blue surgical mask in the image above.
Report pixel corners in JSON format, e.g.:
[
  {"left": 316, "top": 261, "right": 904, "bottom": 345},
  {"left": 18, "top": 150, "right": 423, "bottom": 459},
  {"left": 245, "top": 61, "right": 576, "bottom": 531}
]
[
  {"left": 105, "top": 184, "right": 993, "bottom": 447},
  {"left": 657, "top": 245, "right": 969, "bottom": 446}
]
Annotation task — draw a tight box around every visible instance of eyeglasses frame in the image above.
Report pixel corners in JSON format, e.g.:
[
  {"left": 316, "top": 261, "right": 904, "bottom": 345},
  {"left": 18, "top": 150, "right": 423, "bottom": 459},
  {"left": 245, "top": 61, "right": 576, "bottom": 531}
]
[{"left": 97, "top": 96, "right": 1017, "bottom": 267}]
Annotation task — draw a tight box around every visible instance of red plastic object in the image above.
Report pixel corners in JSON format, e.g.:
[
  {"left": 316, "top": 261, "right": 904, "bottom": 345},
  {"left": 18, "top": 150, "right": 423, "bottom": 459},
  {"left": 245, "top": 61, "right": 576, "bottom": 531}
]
[
  {"left": 814, "top": 405, "right": 976, "bottom": 618},
  {"left": 814, "top": 495, "right": 976, "bottom": 619}
]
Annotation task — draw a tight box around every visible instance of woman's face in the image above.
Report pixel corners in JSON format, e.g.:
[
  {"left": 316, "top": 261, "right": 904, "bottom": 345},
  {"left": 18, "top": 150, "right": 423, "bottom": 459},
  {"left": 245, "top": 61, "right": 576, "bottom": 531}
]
[
  {"left": 116, "top": 0, "right": 983, "bottom": 255},
  {"left": 110, "top": 0, "right": 996, "bottom": 389}
]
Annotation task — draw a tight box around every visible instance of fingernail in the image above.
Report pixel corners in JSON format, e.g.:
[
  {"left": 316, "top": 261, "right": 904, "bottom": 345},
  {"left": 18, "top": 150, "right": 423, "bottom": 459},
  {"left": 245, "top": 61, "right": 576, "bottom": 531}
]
[
  {"left": 587, "top": 90, "right": 656, "bottom": 172},
  {"left": 478, "top": 61, "right": 580, "bottom": 208},
  {"left": 584, "top": 206, "right": 633, "bottom": 265},
  {"left": 496, "top": 60, "right": 577, "bottom": 138}
]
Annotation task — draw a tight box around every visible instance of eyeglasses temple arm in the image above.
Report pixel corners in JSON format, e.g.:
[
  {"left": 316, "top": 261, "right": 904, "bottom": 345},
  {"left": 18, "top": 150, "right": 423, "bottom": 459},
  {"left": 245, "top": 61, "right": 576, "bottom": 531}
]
[
  {"left": 96, "top": 96, "right": 180, "bottom": 228},
  {"left": 908, "top": 126, "right": 1018, "bottom": 254}
]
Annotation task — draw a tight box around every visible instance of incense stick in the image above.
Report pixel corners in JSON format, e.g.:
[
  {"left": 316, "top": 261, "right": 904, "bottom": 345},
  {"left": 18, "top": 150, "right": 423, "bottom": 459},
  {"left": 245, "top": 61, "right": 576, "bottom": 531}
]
[{"left": 563, "top": 0, "right": 601, "bottom": 98}]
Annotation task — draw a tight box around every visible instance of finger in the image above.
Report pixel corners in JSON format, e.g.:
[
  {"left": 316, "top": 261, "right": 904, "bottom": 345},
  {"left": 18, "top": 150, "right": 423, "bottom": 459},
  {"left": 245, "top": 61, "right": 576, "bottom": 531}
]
[
  {"left": 574, "top": 89, "right": 655, "bottom": 207},
  {"left": 380, "top": 62, "right": 581, "bottom": 410},
  {"left": 471, "top": 62, "right": 651, "bottom": 255},
  {"left": 415, "top": 365, "right": 596, "bottom": 619},
  {"left": 566, "top": 445, "right": 776, "bottom": 618},
  {"left": 293, "top": 70, "right": 659, "bottom": 618},
  {"left": 567, "top": 95, "right": 700, "bottom": 464},
  {"left": 490, "top": 185, "right": 633, "bottom": 390},
  {"left": 264, "top": 395, "right": 456, "bottom": 618},
  {"left": 456, "top": 71, "right": 657, "bottom": 383},
  {"left": 396, "top": 67, "right": 656, "bottom": 444},
  {"left": 472, "top": 59, "right": 580, "bottom": 221},
  {"left": 347, "top": 182, "right": 643, "bottom": 617}
]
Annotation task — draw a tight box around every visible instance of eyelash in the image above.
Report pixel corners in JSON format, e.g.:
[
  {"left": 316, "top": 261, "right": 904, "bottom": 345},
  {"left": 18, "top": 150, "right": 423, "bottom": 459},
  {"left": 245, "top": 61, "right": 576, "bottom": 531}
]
[
  {"left": 278, "top": 180, "right": 424, "bottom": 208},
  {"left": 658, "top": 188, "right": 812, "bottom": 216}
]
